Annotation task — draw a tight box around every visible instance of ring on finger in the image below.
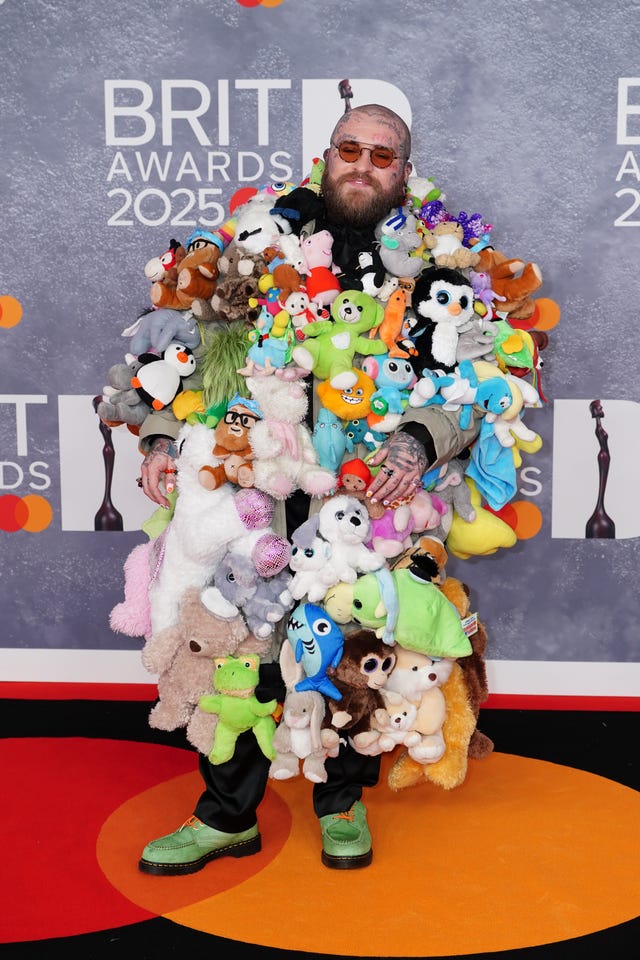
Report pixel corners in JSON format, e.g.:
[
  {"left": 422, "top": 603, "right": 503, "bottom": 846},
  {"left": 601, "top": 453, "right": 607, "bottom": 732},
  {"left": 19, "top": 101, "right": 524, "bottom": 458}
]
[{"left": 381, "top": 465, "right": 394, "bottom": 476}]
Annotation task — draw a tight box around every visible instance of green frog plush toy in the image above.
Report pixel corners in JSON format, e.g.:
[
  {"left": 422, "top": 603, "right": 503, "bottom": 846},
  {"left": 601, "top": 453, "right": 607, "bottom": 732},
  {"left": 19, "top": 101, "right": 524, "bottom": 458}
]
[{"left": 199, "top": 654, "right": 278, "bottom": 765}]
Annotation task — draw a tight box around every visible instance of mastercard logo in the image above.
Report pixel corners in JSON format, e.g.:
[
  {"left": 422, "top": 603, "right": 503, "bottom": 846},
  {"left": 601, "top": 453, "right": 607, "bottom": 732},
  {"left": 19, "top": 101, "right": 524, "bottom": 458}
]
[{"left": 0, "top": 494, "right": 53, "bottom": 532}]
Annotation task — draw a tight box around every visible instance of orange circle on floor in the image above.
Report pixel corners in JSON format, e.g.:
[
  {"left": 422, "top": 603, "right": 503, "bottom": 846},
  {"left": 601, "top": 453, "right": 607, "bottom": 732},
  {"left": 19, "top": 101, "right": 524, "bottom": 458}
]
[{"left": 100, "top": 752, "right": 640, "bottom": 956}]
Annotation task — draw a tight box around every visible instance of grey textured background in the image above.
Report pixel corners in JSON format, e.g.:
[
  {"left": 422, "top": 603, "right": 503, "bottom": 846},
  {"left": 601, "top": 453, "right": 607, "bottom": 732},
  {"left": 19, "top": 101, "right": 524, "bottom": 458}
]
[{"left": 1, "top": 0, "right": 639, "bottom": 664}]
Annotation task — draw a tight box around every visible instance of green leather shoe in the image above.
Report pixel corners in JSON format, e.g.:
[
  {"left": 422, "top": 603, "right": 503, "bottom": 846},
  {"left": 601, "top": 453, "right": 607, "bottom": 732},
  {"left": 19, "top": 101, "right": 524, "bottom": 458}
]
[
  {"left": 138, "top": 816, "right": 261, "bottom": 876},
  {"left": 319, "top": 800, "right": 373, "bottom": 869}
]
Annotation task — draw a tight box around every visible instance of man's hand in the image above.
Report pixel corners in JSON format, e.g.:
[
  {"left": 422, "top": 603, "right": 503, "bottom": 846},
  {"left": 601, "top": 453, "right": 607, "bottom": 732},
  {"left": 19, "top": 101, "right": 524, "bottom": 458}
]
[
  {"left": 366, "top": 431, "right": 427, "bottom": 506},
  {"left": 140, "top": 437, "right": 177, "bottom": 507}
]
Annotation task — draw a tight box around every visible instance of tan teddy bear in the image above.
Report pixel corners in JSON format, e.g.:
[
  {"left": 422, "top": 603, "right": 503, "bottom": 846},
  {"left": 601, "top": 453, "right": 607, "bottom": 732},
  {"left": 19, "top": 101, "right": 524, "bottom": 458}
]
[
  {"left": 143, "top": 585, "right": 272, "bottom": 755},
  {"left": 423, "top": 221, "right": 481, "bottom": 270}
]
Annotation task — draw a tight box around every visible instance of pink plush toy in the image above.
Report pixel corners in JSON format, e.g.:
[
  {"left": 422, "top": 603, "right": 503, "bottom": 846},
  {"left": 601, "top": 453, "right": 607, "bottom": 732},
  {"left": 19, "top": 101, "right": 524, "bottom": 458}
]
[
  {"left": 245, "top": 368, "right": 337, "bottom": 500},
  {"left": 408, "top": 488, "right": 449, "bottom": 533},
  {"left": 366, "top": 503, "right": 415, "bottom": 559},
  {"left": 300, "top": 230, "right": 342, "bottom": 308}
]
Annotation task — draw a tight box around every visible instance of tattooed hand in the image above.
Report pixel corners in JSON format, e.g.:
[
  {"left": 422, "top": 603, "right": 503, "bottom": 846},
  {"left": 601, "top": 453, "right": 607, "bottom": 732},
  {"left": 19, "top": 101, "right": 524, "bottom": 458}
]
[
  {"left": 365, "top": 431, "right": 427, "bottom": 506},
  {"left": 139, "top": 437, "right": 177, "bottom": 507}
]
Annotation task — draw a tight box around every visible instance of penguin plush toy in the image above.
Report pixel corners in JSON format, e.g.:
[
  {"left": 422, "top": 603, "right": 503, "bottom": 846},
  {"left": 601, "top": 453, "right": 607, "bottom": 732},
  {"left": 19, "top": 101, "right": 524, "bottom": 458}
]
[
  {"left": 405, "top": 267, "right": 476, "bottom": 375},
  {"left": 131, "top": 341, "right": 196, "bottom": 411}
]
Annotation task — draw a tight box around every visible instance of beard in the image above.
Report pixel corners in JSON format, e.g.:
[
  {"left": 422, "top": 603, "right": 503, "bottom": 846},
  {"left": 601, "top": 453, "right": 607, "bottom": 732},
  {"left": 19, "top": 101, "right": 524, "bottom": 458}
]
[{"left": 321, "top": 168, "right": 407, "bottom": 229}]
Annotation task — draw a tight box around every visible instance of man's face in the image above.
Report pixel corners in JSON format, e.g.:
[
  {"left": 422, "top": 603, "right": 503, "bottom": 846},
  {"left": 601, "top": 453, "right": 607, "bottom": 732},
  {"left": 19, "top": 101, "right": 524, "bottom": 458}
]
[{"left": 321, "top": 112, "right": 410, "bottom": 229}]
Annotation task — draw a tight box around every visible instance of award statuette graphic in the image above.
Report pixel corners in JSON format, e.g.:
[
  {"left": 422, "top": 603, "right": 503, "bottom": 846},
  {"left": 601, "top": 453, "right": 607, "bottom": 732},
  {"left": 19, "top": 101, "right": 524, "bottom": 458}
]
[
  {"left": 92, "top": 396, "right": 124, "bottom": 531},
  {"left": 585, "top": 399, "right": 615, "bottom": 539}
]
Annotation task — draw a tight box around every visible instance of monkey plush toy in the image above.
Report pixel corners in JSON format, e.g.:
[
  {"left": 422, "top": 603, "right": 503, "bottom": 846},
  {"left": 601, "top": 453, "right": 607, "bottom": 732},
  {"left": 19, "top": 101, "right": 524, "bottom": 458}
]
[{"left": 323, "top": 628, "right": 396, "bottom": 754}]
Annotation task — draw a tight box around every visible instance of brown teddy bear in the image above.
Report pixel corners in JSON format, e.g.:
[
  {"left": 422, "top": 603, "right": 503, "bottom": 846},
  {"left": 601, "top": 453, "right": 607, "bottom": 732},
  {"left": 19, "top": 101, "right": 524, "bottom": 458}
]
[
  {"left": 208, "top": 247, "right": 267, "bottom": 324},
  {"left": 144, "top": 585, "right": 273, "bottom": 755},
  {"left": 150, "top": 241, "right": 220, "bottom": 315}
]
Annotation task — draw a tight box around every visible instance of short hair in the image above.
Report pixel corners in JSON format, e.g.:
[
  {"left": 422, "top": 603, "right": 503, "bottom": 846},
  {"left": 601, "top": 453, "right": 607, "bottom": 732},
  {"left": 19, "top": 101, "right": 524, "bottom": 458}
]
[{"left": 330, "top": 104, "right": 411, "bottom": 160}]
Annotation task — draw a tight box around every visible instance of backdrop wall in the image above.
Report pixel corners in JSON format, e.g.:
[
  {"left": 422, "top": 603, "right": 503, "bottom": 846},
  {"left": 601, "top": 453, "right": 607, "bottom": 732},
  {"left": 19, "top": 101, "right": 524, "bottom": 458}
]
[{"left": 2, "top": 0, "right": 639, "bottom": 701}]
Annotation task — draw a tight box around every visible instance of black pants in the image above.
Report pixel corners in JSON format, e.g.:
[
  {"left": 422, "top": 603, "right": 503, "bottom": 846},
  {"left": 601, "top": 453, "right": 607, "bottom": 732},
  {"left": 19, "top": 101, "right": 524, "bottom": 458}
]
[{"left": 195, "top": 731, "right": 381, "bottom": 833}]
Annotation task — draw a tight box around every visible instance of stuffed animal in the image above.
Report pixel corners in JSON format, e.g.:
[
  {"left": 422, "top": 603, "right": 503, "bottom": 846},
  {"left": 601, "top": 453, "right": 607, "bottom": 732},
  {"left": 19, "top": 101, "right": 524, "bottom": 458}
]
[
  {"left": 311, "top": 406, "right": 348, "bottom": 472},
  {"left": 372, "top": 689, "right": 423, "bottom": 752},
  {"left": 439, "top": 577, "right": 494, "bottom": 761},
  {"left": 383, "top": 645, "right": 455, "bottom": 763},
  {"left": 131, "top": 342, "right": 197, "bottom": 412},
  {"left": 245, "top": 369, "right": 337, "bottom": 500},
  {"left": 209, "top": 246, "right": 267, "bottom": 324},
  {"left": 149, "top": 236, "right": 220, "bottom": 313},
  {"left": 316, "top": 368, "right": 377, "bottom": 422},
  {"left": 203, "top": 546, "right": 292, "bottom": 639},
  {"left": 350, "top": 566, "right": 472, "bottom": 659},
  {"left": 197, "top": 395, "right": 261, "bottom": 490},
  {"left": 317, "top": 494, "right": 385, "bottom": 582},
  {"left": 121, "top": 307, "right": 201, "bottom": 357},
  {"left": 198, "top": 654, "right": 277, "bottom": 765},
  {"left": 365, "top": 501, "right": 415, "bottom": 559},
  {"left": 368, "top": 287, "right": 413, "bottom": 359},
  {"left": 285, "top": 601, "right": 345, "bottom": 700},
  {"left": 109, "top": 533, "right": 168, "bottom": 638},
  {"left": 323, "top": 628, "right": 396, "bottom": 754},
  {"left": 408, "top": 267, "right": 477, "bottom": 374},
  {"left": 299, "top": 230, "right": 342, "bottom": 307},
  {"left": 422, "top": 221, "right": 480, "bottom": 270},
  {"left": 361, "top": 352, "right": 416, "bottom": 416},
  {"left": 143, "top": 238, "right": 185, "bottom": 303},
  {"left": 143, "top": 586, "right": 269, "bottom": 756},
  {"left": 283, "top": 519, "right": 338, "bottom": 603},
  {"left": 269, "top": 642, "right": 340, "bottom": 783},
  {"left": 232, "top": 193, "right": 292, "bottom": 256},
  {"left": 291, "top": 289, "right": 387, "bottom": 389},
  {"left": 374, "top": 206, "right": 424, "bottom": 279},
  {"left": 387, "top": 660, "right": 476, "bottom": 791},
  {"left": 96, "top": 354, "right": 148, "bottom": 426},
  {"left": 473, "top": 247, "right": 543, "bottom": 324},
  {"left": 146, "top": 421, "right": 280, "bottom": 639},
  {"left": 336, "top": 458, "right": 373, "bottom": 499}
]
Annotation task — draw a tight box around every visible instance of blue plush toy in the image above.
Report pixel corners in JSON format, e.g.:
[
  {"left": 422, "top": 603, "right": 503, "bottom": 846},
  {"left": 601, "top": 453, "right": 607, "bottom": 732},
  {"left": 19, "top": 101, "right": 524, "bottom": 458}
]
[
  {"left": 312, "top": 407, "right": 348, "bottom": 471},
  {"left": 286, "top": 602, "right": 344, "bottom": 700}
]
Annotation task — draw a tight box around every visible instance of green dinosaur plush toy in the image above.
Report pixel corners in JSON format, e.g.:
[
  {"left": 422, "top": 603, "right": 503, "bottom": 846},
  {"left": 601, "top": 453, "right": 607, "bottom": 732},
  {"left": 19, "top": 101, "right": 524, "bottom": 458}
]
[{"left": 198, "top": 655, "right": 277, "bottom": 764}]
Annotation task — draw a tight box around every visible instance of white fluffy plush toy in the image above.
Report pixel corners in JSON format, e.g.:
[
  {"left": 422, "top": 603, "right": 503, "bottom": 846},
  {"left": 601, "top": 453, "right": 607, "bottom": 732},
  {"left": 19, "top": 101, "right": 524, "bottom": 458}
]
[
  {"left": 147, "top": 421, "right": 286, "bottom": 640},
  {"left": 246, "top": 368, "right": 337, "bottom": 500},
  {"left": 317, "top": 494, "right": 385, "bottom": 583}
]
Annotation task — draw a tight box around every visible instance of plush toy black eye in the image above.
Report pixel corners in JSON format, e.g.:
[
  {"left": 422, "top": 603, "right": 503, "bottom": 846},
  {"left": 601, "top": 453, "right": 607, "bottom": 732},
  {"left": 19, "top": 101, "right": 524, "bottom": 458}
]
[
  {"left": 381, "top": 657, "right": 394, "bottom": 671},
  {"left": 304, "top": 548, "right": 314, "bottom": 558},
  {"left": 436, "top": 290, "right": 451, "bottom": 305},
  {"left": 388, "top": 361, "right": 399, "bottom": 373},
  {"left": 226, "top": 571, "right": 236, "bottom": 582},
  {"left": 412, "top": 665, "right": 418, "bottom": 671},
  {"left": 460, "top": 295, "right": 469, "bottom": 309},
  {"left": 312, "top": 617, "right": 331, "bottom": 634},
  {"left": 291, "top": 545, "right": 298, "bottom": 556},
  {"left": 353, "top": 599, "right": 362, "bottom": 610},
  {"left": 362, "top": 657, "right": 379, "bottom": 672},
  {"left": 336, "top": 511, "right": 345, "bottom": 520}
]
